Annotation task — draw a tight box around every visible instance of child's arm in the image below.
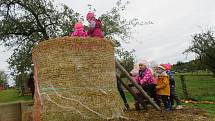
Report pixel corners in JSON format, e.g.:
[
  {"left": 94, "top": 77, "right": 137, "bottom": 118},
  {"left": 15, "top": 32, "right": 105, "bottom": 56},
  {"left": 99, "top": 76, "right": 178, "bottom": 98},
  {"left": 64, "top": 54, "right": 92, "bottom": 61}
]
[
  {"left": 156, "top": 76, "right": 169, "bottom": 89},
  {"left": 132, "top": 75, "right": 141, "bottom": 85}
]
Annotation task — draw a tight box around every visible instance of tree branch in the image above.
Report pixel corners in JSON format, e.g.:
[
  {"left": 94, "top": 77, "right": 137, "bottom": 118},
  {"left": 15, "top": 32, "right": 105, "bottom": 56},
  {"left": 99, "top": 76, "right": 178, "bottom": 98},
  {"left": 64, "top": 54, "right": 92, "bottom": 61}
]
[{"left": 16, "top": 1, "right": 49, "bottom": 40}]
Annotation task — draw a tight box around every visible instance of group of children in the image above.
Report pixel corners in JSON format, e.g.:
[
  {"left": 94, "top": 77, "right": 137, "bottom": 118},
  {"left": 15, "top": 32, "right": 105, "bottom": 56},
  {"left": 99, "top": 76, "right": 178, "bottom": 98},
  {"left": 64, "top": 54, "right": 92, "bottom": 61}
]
[
  {"left": 70, "top": 11, "right": 104, "bottom": 38},
  {"left": 130, "top": 60, "right": 182, "bottom": 111}
]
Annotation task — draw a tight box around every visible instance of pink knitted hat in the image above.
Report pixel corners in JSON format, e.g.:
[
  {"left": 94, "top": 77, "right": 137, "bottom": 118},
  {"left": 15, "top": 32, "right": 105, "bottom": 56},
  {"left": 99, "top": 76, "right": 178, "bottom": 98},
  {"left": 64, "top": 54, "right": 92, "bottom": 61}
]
[
  {"left": 138, "top": 59, "right": 148, "bottom": 67},
  {"left": 74, "top": 22, "right": 83, "bottom": 30},
  {"left": 86, "top": 11, "right": 95, "bottom": 21},
  {"left": 164, "top": 64, "right": 171, "bottom": 70}
]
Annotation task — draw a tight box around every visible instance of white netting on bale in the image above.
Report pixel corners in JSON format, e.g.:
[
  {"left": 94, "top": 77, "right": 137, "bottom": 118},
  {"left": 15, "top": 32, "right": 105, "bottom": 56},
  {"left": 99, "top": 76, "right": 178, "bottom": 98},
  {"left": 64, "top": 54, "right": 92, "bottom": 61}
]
[{"left": 32, "top": 37, "right": 124, "bottom": 121}]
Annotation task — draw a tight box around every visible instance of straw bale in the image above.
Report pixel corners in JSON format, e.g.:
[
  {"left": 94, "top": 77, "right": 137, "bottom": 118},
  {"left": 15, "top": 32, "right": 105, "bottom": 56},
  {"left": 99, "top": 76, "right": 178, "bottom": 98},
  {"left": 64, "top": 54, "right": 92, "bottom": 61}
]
[{"left": 32, "top": 37, "right": 124, "bottom": 121}]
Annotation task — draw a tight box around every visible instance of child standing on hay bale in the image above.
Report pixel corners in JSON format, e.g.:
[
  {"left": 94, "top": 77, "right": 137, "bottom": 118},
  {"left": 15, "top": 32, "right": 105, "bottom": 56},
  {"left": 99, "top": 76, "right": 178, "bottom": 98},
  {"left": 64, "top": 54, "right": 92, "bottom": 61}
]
[
  {"left": 86, "top": 11, "right": 104, "bottom": 38},
  {"left": 71, "top": 22, "right": 87, "bottom": 37},
  {"left": 164, "top": 64, "right": 182, "bottom": 110},
  {"left": 155, "top": 65, "right": 171, "bottom": 111}
]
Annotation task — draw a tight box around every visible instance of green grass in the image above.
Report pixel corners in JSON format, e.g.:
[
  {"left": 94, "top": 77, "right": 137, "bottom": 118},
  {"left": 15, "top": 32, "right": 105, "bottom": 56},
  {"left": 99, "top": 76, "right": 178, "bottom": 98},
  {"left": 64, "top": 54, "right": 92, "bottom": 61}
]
[
  {"left": 174, "top": 75, "right": 215, "bottom": 101},
  {"left": 0, "top": 89, "right": 32, "bottom": 103},
  {"left": 175, "top": 71, "right": 213, "bottom": 76},
  {"left": 183, "top": 103, "right": 215, "bottom": 120},
  {"left": 174, "top": 75, "right": 215, "bottom": 119}
]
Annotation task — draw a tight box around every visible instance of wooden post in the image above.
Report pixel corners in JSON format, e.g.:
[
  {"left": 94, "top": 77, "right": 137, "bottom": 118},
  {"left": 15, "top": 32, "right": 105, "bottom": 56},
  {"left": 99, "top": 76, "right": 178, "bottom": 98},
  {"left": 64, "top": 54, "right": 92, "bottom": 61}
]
[
  {"left": 115, "top": 60, "right": 161, "bottom": 111},
  {"left": 180, "top": 75, "right": 189, "bottom": 99}
]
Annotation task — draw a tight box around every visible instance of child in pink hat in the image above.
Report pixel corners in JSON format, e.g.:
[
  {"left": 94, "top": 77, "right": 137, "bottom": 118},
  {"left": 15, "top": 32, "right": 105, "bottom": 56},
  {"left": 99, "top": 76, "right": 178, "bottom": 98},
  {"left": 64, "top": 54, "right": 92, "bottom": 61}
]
[
  {"left": 71, "top": 22, "right": 87, "bottom": 37},
  {"left": 130, "top": 59, "right": 157, "bottom": 110},
  {"left": 86, "top": 11, "right": 104, "bottom": 38}
]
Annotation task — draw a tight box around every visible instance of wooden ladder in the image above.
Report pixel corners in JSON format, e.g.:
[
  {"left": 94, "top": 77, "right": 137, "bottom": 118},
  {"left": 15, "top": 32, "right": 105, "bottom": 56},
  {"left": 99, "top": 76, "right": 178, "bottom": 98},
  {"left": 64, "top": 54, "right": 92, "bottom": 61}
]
[{"left": 115, "top": 60, "right": 161, "bottom": 111}]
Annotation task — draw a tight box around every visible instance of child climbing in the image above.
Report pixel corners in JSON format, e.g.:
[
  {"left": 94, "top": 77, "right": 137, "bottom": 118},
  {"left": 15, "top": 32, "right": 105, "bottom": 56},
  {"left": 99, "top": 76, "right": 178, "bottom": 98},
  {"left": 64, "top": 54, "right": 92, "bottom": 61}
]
[
  {"left": 86, "top": 11, "right": 104, "bottom": 38},
  {"left": 130, "top": 60, "right": 157, "bottom": 110},
  {"left": 164, "top": 64, "right": 183, "bottom": 110},
  {"left": 134, "top": 60, "right": 157, "bottom": 100},
  {"left": 130, "top": 64, "right": 143, "bottom": 110},
  {"left": 155, "top": 65, "right": 171, "bottom": 111},
  {"left": 71, "top": 22, "right": 87, "bottom": 37}
]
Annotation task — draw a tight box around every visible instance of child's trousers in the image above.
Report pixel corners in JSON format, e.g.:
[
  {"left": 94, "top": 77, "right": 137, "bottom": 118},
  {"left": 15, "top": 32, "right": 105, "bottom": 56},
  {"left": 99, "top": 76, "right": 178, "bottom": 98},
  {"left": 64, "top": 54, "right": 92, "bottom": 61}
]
[{"left": 156, "top": 95, "right": 171, "bottom": 110}]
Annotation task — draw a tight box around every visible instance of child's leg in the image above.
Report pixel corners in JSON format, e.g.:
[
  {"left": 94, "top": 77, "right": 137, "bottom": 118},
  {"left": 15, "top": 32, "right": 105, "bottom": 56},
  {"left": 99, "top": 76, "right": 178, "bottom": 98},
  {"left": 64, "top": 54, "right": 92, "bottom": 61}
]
[
  {"left": 135, "top": 100, "right": 140, "bottom": 110},
  {"left": 156, "top": 95, "right": 162, "bottom": 107},
  {"left": 143, "top": 84, "right": 156, "bottom": 99},
  {"left": 150, "top": 84, "right": 157, "bottom": 102},
  {"left": 161, "top": 95, "right": 171, "bottom": 110},
  {"left": 116, "top": 77, "right": 129, "bottom": 109}
]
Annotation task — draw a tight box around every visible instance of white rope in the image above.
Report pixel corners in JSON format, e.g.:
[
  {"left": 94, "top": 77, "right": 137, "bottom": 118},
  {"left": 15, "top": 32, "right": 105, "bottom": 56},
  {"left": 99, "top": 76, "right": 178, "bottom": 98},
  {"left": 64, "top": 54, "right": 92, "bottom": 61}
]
[
  {"left": 44, "top": 93, "right": 89, "bottom": 119},
  {"left": 47, "top": 81, "right": 110, "bottom": 120}
]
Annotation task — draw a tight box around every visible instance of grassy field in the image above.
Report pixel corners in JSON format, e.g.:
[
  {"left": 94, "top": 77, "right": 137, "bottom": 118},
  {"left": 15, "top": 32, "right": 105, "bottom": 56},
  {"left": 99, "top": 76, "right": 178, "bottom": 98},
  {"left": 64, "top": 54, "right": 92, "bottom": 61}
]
[
  {"left": 174, "top": 75, "right": 215, "bottom": 101},
  {"left": 174, "top": 75, "right": 215, "bottom": 119},
  {"left": 0, "top": 89, "right": 32, "bottom": 103}
]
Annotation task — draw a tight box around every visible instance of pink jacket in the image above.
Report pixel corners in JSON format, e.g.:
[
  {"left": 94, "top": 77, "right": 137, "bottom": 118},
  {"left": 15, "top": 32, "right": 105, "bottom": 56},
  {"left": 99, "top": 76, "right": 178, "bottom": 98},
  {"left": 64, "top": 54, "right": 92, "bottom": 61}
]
[
  {"left": 133, "top": 68, "right": 156, "bottom": 85},
  {"left": 71, "top": 29, "right": 87, "bottom": 37}
]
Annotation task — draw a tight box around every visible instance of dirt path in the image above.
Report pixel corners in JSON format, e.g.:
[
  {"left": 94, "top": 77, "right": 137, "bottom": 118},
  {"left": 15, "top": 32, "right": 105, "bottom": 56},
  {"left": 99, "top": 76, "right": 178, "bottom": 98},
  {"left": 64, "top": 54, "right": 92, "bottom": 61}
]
[{"left": 123, "top": 106, "right": 211, "bottom": 121}]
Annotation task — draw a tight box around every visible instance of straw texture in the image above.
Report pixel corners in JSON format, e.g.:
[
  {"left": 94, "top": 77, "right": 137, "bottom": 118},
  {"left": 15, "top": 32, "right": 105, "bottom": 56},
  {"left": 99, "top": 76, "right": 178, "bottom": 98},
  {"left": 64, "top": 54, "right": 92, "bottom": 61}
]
[{"left": 32, "top": 37, "right": 124, "bottom": 121}]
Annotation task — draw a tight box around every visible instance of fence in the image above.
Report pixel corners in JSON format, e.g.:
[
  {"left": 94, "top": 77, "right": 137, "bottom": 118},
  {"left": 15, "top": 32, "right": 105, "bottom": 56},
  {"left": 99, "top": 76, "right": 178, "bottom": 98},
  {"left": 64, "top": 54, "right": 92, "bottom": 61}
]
[{"left": 174, "top": 74, "right": 215, "bottom": 102}]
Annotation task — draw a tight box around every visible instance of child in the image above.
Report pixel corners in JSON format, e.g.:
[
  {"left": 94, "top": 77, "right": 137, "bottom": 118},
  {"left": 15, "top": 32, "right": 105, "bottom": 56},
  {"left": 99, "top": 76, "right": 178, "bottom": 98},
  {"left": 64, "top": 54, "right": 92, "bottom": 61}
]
[
  {"left": 28, "top": 73, "right": 35, "bottom": 99},
  {"left": 134, "top": 60, "right": 157, "bottom": 100},
  {"left": 164, "top": 64, "right": 182, "bottom": 110},
  {"left": 130, "top": 64, "right": 143, "bottom": 110},
  {"left": 130, "top": 64, "right": 139, "bottom": 76},
  {"left": 71, "top": 22, "right": 87, "bottom": 37},
  {"left": 86, "top": 11, "right": 104, "bottom": 38},
  {"left": 156, "top": 65, "right": 171, "bottom": 111}
]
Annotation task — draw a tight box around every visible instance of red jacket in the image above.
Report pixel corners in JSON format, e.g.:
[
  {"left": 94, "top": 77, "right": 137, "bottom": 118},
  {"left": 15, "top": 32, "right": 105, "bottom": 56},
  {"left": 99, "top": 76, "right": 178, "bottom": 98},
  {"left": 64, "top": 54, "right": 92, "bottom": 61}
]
[{"left": 87, "top": 19, "right": 104, "bottom": 38}]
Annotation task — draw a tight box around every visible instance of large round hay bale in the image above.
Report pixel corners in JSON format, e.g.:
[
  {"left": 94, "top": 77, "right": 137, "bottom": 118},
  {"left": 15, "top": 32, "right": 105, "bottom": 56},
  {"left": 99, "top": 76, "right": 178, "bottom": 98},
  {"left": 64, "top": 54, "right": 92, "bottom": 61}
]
[{"left": 32, "top": 37, "right": 124, "bottom": 121}]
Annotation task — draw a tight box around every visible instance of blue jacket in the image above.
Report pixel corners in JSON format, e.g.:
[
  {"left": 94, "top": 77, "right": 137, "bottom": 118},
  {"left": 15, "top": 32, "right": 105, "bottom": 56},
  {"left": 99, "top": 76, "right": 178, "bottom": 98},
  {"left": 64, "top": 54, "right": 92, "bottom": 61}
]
[{"left": 166, "top": 70, "right": 175, "bottom": 88}]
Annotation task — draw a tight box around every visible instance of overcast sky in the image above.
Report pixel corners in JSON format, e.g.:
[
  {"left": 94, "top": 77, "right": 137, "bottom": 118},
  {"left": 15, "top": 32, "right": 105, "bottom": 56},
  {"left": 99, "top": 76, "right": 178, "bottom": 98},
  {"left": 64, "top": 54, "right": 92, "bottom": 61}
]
[{"left": 1, "top": 0, "right": 215, "bottom": 72}]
